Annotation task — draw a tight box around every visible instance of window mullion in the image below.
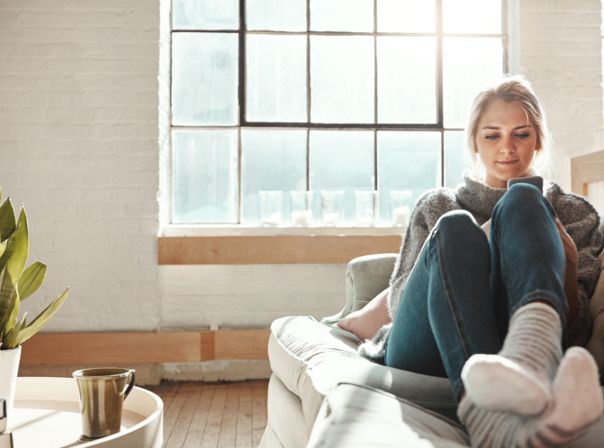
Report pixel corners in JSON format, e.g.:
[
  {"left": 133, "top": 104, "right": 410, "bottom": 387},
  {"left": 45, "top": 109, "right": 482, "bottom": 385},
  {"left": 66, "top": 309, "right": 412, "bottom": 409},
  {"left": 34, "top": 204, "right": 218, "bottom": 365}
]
[
  {"left": 436, "top": 0, "right": 445, "bottom": 187},
  {"left": 373, "top": 0, "right": 378, "bottom": 192},
  {"left": 306, "top": 0, "right": 311, "bottom": 191}
]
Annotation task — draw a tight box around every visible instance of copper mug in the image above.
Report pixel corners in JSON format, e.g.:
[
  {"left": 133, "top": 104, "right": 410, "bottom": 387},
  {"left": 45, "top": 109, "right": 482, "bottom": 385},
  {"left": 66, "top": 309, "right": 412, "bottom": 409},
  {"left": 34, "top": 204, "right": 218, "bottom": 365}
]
[{"left": 72, "top": 367, "right": 136, "bottom": 439}]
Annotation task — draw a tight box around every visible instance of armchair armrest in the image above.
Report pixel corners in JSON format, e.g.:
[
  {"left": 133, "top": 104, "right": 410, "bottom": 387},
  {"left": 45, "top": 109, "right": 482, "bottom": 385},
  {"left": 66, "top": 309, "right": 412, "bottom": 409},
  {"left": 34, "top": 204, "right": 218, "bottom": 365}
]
[{"left": 321, "top": 253, "right": 397, "bottom": 325}]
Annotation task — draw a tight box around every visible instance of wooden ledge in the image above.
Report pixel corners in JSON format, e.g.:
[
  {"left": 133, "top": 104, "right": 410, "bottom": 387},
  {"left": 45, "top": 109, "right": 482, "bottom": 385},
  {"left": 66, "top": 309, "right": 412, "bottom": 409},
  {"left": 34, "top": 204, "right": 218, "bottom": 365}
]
[
  {"left": 158, "top": 235, "right": 401, "bottom": 265},
  {"left": 21, "top": 329, "right": 270, "bottom": 366},
  {"left": 571, "top": 150, "right": 604, "bottom": 195}
]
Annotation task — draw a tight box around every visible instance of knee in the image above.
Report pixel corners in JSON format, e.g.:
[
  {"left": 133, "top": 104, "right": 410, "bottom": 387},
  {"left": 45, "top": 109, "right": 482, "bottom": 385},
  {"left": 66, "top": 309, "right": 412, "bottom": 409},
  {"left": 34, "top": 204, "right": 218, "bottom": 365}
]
[
  {"left": 494, "top": 183, "right": 549, "bottom": 218},
  {"left": 434, "top": 210, "right": 478, "bottom": 237}
]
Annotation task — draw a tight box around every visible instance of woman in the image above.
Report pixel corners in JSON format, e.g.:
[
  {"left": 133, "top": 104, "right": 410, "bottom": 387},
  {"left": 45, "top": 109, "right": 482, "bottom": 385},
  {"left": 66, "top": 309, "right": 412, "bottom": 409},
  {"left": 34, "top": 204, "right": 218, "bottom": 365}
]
[{"left": 356, "top": 76, "right": 604, "bottom": 447}]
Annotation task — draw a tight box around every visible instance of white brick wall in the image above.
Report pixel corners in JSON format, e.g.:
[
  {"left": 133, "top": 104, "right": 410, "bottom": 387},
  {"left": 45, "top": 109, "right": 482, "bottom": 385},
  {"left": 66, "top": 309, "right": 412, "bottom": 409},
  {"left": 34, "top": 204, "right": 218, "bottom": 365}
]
[
  {"left": 1, "top": 1, "right": 603, "bottom": 380},
  {"left": 159, "top": 264, "right": 346, "bottom": 330},
  {"left": 511, "top": 0, "right": 603, "bottom": 189},
  {"left": 0, "top": 0, "right": 160, "bottom": 331}
]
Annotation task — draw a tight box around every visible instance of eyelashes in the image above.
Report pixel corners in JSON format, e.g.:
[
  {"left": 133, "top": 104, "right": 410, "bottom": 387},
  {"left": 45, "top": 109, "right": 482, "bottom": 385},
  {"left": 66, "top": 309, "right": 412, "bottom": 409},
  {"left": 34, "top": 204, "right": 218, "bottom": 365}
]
[{"left": 484, "top": 133, "right": 530, "bottom": 141}]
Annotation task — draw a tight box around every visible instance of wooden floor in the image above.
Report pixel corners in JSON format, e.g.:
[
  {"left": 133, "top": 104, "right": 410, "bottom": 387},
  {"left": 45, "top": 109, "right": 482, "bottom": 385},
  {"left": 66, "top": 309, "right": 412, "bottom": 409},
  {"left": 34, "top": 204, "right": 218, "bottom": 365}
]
[{"left": 147, "top": 380, "right": 269, "bottom": 448}]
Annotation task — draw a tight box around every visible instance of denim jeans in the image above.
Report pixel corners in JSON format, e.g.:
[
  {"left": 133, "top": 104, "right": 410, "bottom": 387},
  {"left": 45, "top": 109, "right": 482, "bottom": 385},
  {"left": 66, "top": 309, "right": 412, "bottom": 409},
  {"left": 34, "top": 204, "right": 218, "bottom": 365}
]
[{"left": 384, "top": 183, "right": 567, "bottom": 400}]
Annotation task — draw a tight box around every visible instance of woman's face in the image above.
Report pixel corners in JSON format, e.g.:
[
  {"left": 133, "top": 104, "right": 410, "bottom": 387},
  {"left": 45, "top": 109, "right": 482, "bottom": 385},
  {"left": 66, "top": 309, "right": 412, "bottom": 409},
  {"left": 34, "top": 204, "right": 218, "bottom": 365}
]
[{"left": 474, "top": 99, "right": 539, "bottom": 189}]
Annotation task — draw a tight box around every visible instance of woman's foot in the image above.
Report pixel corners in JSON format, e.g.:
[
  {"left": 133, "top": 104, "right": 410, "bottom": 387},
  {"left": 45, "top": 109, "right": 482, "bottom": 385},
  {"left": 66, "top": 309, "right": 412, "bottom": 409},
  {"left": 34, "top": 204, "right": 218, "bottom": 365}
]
[
  {"left": 458, "top": 347, "right": 604, "bottom": 448},
  {"left": 522, "top": 346, "right": 604, "bottom": 446},
  {"left": 462, "top": 353, "right": 551, "bottom": 415}
]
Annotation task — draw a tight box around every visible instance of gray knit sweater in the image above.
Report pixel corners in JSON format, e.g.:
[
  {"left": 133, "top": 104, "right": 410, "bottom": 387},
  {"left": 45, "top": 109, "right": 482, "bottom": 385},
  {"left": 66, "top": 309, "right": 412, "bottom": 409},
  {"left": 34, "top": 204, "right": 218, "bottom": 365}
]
[{"left": 359, "top": 175, "right": 604, "bottom": 362}]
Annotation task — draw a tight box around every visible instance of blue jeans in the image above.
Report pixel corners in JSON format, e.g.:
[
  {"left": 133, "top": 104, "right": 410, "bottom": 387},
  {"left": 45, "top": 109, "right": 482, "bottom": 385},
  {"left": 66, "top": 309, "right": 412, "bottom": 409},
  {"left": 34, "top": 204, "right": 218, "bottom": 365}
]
[{"left": 384, "top": 183, "right": 567, "bottom": 400}]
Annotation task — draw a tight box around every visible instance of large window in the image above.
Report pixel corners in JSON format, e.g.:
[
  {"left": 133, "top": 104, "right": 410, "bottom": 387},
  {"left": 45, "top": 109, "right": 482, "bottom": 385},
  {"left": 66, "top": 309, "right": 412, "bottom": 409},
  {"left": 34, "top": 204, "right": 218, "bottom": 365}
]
[{"left": 170, "top": 0, "right": 506, "bottom": 226}]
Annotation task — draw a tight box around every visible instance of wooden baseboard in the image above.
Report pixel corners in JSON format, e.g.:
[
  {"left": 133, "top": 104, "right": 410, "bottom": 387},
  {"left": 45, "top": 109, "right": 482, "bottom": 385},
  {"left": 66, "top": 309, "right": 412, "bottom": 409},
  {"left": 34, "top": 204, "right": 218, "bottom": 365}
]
[{"left": 20, "top": 329, "right": 270, "bottom": 366}]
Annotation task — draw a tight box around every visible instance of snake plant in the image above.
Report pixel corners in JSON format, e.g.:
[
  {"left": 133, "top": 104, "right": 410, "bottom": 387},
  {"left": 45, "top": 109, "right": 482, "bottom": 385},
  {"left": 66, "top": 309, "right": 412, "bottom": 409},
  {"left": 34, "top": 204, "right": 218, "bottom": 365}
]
[{"left": 0, "top": 190, "right": 69, "bottom": 349}]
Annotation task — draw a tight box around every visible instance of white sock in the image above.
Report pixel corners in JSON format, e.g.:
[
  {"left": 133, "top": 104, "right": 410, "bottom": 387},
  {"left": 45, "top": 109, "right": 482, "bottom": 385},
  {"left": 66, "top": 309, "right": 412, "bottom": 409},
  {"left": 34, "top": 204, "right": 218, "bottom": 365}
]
[
  {"left": 462, "top": 302, "right": 562, "bottom": 415},
  {"left": 458, "top": 347, "right": 603, "bottom": 448}
]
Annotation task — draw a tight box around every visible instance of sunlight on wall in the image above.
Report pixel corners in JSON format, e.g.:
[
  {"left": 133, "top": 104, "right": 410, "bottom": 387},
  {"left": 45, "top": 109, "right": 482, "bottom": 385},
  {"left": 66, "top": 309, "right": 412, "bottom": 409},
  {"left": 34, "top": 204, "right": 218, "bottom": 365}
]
[{"left": 588, "top": 181, "right": 604, "bottom": 217}]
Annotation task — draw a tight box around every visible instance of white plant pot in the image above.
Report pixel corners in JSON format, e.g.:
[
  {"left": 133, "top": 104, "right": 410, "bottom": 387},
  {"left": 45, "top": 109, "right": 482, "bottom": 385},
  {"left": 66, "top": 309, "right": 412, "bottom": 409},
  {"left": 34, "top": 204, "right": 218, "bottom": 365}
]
[{"left": 0, "top": 346, "right": 21, "bottom": 419}]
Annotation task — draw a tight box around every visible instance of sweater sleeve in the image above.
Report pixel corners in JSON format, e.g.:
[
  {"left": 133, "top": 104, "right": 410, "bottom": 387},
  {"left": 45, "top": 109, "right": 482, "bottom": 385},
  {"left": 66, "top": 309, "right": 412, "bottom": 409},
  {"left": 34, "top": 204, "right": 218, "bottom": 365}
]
[
  {"left": 555, "top": 194, "right": 604, "bottom": 346},
  {"left": 358, "top": 188, "right": 457, "bottom": 363},
  {"left": 387, "top": 202, "right": 430, "bottom": 319},
  {"left": 387, "top": 189, "right": 458, "bottom": 319}
]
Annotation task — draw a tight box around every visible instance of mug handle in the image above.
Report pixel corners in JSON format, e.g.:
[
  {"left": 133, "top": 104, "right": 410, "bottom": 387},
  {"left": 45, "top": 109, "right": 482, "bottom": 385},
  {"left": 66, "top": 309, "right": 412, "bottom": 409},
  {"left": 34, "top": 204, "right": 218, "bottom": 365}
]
[{"left": 124, "top": 369, "right": 136, "bottom": 400}]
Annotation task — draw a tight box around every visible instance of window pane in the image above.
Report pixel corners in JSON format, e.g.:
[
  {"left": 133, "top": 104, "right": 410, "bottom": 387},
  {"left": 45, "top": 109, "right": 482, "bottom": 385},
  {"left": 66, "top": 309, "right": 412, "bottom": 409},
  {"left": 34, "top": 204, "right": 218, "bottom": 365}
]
[
  {"left": 246, "top": 35, "right": 307, "bottom": 122},
  {"left": 443, "top": 37, "right": 503, "bottom": 128},
  {"left": 377, "top": 0, "right": 435, "bottom": 33},
  {"left": 172, "top": 33, "right": 238, "bottom": 126},
  {"left": 247, "top": 0, "right": 307, "bottom": 31},
  {"left": 445, "top": 131, "right": 472, "bottom": 188},
  {"left": 310, "top": 131, "right": 374, "bottom": 222},
  {"left": 443, "top": 0, "right": 502, "bottom": 34},
  {"left": 311, "top": 36, "right": 374, "bottom": 123},
  {"left": 241, "top": 129, "right": 307, "bottom": 223},
  {"left": 310, "top": 0, "right": 374, "bottom": 32},
  {"left": 378, "top": 37, "right": 436, "bottom": 123},
  {"left": 377, "top": 131, "right": 440, "bottom": 221},
  {"left": 172, "top": 0, "right": 238, "bottom": 30},
  {"left": 172, "top": 130, "right": 238, "bottom": 223}
]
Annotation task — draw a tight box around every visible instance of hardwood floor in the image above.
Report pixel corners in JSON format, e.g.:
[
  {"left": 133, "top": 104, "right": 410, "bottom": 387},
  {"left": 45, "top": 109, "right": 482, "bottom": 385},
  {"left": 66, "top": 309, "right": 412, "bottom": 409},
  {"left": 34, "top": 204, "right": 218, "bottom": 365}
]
[{"left": 147, "top": 380, "right": 269, "bottom": 448}]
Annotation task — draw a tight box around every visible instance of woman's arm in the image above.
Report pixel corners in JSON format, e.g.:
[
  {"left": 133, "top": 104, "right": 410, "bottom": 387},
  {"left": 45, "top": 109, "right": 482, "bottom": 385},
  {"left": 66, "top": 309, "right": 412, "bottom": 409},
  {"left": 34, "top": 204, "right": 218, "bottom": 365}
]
[{"left": 554, "top": 217, "right": 579, "bottom": 326}]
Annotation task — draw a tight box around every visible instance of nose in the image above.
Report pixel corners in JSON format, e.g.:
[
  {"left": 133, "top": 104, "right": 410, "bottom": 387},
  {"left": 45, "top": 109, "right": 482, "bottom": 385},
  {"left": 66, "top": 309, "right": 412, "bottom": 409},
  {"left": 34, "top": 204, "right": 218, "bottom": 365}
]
[{"left": 498, "top": 134, "right": 516, "bottom": 154}]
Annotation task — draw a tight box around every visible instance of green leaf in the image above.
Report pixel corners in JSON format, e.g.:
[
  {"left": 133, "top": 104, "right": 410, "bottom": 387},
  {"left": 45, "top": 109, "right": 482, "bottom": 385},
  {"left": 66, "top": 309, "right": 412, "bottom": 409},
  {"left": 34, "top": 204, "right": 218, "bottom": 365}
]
[
  {"left": 0, "top": 199, "right": 15, "bottom": 243},
  {"left": 18, "top": 262, "right": 46, "bottom": 301},
  {"left": 5, "top": 287, "right": 19, "bottom": 335},
  {"left": 0, "top": 240, "right": 7, "bottom": 260},
  {"left": 2, "top": 313, "right": 26, "bottom": 350},
  {"left": 5, "top": 207, "right": 28, "bottom": 284},
  {"left": 0, "top": 268, "right": 16, "bottom": 331},
  {"left": 5, "top": 287, "right": 69, "bottom": 348}
]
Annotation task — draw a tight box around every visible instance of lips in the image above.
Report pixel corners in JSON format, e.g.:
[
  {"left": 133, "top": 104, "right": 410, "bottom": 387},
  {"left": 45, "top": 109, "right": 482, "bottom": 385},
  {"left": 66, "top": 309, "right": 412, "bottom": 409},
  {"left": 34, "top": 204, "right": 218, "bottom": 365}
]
[{"left": 496, "top": 160, "right": 519, "bottom": 165}]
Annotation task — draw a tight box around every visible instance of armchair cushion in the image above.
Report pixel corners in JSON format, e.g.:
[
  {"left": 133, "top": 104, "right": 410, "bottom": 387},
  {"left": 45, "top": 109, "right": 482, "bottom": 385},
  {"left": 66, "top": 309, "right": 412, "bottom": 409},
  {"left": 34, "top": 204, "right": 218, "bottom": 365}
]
[
  {"left": 307, "top": 383, "right": 470, "bottom": 448},
  {"left": 268, "top": 315, "right": 456, "bottom": 428}
]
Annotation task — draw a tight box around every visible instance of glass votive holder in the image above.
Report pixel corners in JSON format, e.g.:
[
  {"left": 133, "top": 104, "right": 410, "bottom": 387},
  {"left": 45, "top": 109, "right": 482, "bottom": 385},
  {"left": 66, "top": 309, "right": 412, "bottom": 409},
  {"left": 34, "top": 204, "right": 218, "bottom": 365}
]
[
  {"left": 355, "top": 190, "right": 375, "bottom": 226},
  {"left": 321, "top": 190, "right": 344, "bottom": 226},
  {"left": 390, "top": 190, "right": 412, "bottom": 228},
  {"left": 290, "top": 190, "right": 313, "bottom": 227},
  {"left": 259, "top": 190, "right": 283, "bottom": 226}
]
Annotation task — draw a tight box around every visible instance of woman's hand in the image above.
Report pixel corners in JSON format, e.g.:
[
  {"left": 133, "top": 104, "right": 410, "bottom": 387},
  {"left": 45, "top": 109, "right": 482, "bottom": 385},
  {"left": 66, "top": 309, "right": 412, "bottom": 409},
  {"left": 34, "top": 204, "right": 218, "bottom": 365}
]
[
  {"left": 555, "top": 218, "right": 578, "bottom": 264},
  {"left": 481, "top": 219, "right": 492, "bottom": 239},
  {"left": 555, "top": 218, "right": 578, "bottom": 325}
]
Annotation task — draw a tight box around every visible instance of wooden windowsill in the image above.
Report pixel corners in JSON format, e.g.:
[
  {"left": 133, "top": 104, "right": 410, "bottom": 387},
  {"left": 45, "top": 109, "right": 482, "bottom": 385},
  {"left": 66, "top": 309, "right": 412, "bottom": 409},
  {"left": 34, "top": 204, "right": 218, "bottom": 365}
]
[{"left": 158, "top": 232, "right": 403, "bottom": 265}]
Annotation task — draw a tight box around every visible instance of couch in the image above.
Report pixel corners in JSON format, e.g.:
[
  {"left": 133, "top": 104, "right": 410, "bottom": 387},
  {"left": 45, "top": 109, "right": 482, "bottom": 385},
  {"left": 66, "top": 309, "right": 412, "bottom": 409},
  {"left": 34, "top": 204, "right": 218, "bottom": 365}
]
[{"left": 260, "top": 245, "right": 604, "bottom": 447}]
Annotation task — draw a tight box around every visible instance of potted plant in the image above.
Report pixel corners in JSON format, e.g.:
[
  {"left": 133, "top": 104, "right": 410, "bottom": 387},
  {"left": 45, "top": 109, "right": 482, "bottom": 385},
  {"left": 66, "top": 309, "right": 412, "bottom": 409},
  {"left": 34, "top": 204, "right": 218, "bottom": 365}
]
[{"left": 0, "top": 191, "right": 69, "bottom": 412}]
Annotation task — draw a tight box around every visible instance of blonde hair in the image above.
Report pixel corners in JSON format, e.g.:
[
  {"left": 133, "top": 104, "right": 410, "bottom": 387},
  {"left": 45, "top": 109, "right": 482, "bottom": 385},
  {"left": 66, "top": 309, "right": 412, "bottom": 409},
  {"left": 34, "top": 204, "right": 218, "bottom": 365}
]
[{"left": 465, "top": 75, "right": 551, "bottom": 179}]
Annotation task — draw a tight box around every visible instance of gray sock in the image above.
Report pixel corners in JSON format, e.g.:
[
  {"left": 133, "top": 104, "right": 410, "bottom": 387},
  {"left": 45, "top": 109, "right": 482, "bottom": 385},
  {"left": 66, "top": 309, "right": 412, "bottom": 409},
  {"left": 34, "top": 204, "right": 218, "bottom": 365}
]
[
  {"left": 458, "top": 347, "right": 603, "bottom": 448},
  {"left": 501, "top": 302, "right": 562, "bottom": 381},
  {"left": 457, "top": 396, "right": 519, "bottom": 448},
  {"left": 461, "top": 302, "right": 563, "bottom": 415}
]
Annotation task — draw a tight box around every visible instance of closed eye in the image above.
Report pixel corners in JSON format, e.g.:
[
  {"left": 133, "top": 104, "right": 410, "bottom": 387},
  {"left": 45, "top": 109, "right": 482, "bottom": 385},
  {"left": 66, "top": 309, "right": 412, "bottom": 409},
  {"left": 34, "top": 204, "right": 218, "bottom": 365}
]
[
  {"left": 514, "top": 133, "right": 530, "bottom": 139},
  {"left": 485, "top": 134, "right": 499, "bottom": 141}
]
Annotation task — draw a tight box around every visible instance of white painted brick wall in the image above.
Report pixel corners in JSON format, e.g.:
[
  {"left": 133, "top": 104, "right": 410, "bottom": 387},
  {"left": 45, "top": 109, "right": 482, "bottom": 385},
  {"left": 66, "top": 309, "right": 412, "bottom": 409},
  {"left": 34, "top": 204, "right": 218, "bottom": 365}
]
[
  {"left": 0, "top": 0, "right": 160, "bottom": 331},
  {"left": 159, "top": 264, "right": 347, "bottom": 330},
  {"left": 511, "top": 0, "right": 603, "bottom": 190}
]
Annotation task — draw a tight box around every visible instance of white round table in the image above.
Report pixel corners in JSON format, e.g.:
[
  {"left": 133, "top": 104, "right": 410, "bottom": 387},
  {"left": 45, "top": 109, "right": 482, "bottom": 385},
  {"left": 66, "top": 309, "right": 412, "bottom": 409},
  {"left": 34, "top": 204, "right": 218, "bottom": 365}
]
[{"left": 10, "top": 377, "right": 163, "bottom": 447}]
